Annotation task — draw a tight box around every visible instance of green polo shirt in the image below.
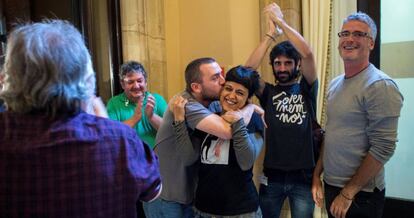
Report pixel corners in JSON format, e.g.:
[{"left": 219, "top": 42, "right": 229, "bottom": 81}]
[{"left": 107, "top": 91, "right": 167, "bottom": 148}]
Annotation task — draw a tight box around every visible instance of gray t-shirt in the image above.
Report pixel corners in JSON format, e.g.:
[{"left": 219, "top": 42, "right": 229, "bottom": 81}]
[
  {"left": 154, "top": 91, "right": 213, "bottom": 204},
  {"left": 324, "top": 64, "right": 403, "bottom": 192}
]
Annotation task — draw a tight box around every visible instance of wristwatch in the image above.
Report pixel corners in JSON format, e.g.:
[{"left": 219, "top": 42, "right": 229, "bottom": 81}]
[{"left": 172, "top": 120, "right": 184, "bottom": 126}]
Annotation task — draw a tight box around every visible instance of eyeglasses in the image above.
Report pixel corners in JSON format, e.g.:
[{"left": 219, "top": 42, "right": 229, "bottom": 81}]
[{"left": 337, "top": 30, "right": 371, "bottom": 39}]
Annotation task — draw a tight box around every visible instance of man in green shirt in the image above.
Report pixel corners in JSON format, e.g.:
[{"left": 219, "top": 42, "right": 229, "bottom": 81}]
[{"left": 107, "top": 61, "right": 167, "bottom": 149}]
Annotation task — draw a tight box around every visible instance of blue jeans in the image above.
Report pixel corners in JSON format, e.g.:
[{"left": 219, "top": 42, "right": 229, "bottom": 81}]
[
  {"left": 324, "top": 182, "right": 385, "bottom": 218},
  {"left": 259, "top": 169, "right": 314, "bottom": 218},
  {"left": 194, "top": 207, "right": 262, "bottom": 218},
  {"left": 143, "top": 198, "right": 194, "bottom": 218}
]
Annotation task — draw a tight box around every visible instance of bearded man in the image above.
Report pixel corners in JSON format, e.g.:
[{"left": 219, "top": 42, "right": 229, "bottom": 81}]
[{"left": 245, "top": 3, "right": 318, "bottom": 217}]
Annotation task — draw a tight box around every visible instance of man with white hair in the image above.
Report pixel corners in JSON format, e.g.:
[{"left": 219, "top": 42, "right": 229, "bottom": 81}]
[
  {"left": 312, "top": 12, "right": 403, "bottom": 218},
  {"left": 0, "top": 20, "right": 161, "bottom": 218}
]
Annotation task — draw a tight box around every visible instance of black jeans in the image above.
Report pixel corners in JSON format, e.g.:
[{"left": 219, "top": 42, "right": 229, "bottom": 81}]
[{"left": 324, "top": 182, "right": 385, "bottom": 218}]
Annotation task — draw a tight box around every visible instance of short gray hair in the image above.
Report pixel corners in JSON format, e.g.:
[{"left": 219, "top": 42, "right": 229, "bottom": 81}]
[
  {"left": 119, "top": 60, "right": 147, "bottom": 81},
  {"left": 0, "top": 19, "right": 95, "bottom": 118},
  {"left": 343, "top": 11, "right": 377, "bottom": 41}
]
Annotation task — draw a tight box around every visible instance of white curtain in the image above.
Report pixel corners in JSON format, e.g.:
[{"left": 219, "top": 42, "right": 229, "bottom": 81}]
[
  {"left": 330, "top": 0, "right": 357, "bottom": 79},
  {"left": 301, "top": 0, "right": 331, "bottom": 123},
  {"left": 302, "top": 1, "right": 331, "bottom": 216},
  {"left": 301, "top": 1, "right": 356, "bottom": 217}
]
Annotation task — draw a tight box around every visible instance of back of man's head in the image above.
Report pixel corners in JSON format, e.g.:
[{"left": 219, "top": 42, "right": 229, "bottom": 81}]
[
  {"left": 184, "top": 57, "right": 216, "bottom": 93},
  {"left": 0, "top": 20, "right": 95, "bottom": 118}
]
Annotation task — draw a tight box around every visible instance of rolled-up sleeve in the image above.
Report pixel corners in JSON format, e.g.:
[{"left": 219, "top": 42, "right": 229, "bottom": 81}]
[{"left": 365, "top": 79, "right": 404, "bottom": 164}]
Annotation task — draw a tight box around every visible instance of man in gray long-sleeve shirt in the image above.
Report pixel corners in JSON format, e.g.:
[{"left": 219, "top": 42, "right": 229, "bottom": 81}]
[
  {"left": 147, "top": 58, "right": 257, "bottom": 218},
  {"left": 311, "top": 12, "right": 403, "bottom": 218}
]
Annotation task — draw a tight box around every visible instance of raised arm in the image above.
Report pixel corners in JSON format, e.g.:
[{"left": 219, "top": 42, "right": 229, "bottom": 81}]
[
  {"left": 245, "top": 14, "right": 278, "bottom": 70},
  {"left": 245, "top": 13, "right": 280, "bottom": 97},
  {"left": 266, "top": 3, "right": 317, "bottom": 84}
]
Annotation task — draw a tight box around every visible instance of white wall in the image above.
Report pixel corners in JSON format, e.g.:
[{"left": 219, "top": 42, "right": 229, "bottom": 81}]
[
  {"left": 385, "top": 78, "right": 414, "bottom": 200},
  {"left": 381, "top": 0, "right": 414, "bottom": 43},
  {"left": 164, "top": 0, "right": 260, "bottom": 99},
  {"left": 381, "top": 0, "right": 414, "bottom": 201}
]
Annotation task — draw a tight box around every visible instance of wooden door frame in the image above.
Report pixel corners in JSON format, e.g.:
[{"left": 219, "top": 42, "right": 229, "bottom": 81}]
[
  {"left": 357, "top": 0, "right": 380, "bottom": 68},
  {"left": 107, "top": 0, "right": 123, "bottom": 95}
]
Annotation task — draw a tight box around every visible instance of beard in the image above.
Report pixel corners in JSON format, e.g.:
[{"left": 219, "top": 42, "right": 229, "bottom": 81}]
[
  {"left": 200, "top": 89, "right": 220, "bottom": 102},
  {"left": 273, "top": 68, "right": 299, "bottom": 84}
]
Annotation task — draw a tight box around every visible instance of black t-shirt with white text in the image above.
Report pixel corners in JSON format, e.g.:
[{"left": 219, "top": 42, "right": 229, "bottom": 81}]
[
  {"left": 258, "top": 78, "right": 318, "bottom": 172},
  {"left": 195, "top": 113, "right": 263, "bottom": 216}
]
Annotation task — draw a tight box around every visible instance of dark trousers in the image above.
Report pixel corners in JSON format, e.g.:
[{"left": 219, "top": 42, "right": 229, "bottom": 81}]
[
  {"left": 259, "top": 169, "right": 315, "bottom": 218},
  {"left": 324, "top": 182, "right": 385, "bottom": 218},
  {"left": 137, "top": 201, "right": 146, "bottom": 218}
]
